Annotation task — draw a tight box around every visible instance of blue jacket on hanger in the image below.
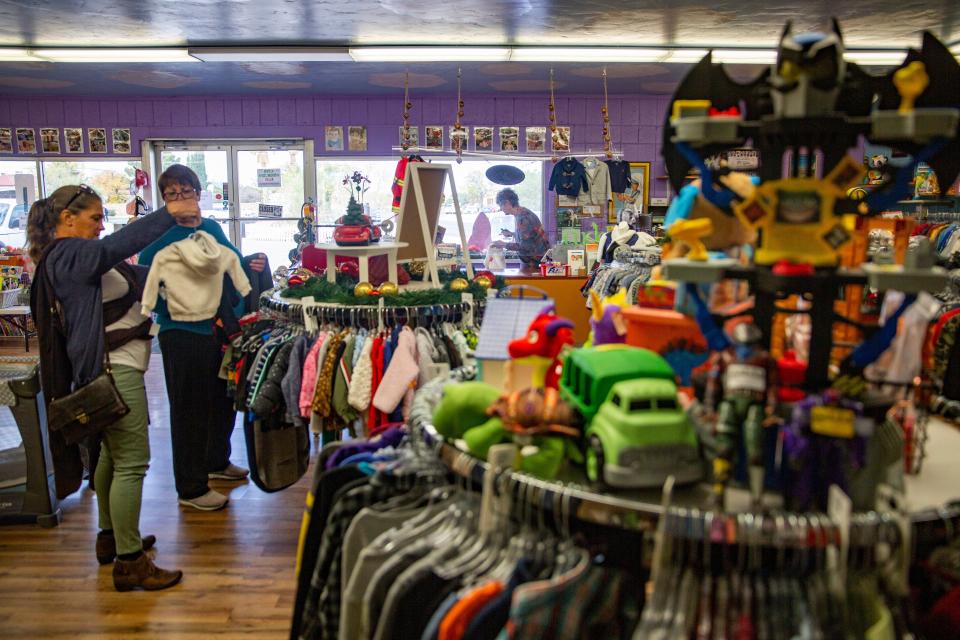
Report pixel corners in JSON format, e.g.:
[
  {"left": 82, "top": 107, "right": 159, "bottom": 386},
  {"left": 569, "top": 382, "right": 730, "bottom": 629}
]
[{"left": 549, "top": 158, "right": 589, "bottom": 197}]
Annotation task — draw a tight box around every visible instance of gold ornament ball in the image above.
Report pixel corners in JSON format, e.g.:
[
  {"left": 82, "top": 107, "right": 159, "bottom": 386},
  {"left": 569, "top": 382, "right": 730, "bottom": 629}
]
[
  {"left": 354, "top": 281, "right": 375, "bottom": 297},
  {"left": 378, "top": 281, "right": 399, "bottom": 296},
  {"left": 449, "top": 277, "right": 469, "bottom": 292},
  {"left": 474, "top": 275, "right": 492, "bottom": 289}
]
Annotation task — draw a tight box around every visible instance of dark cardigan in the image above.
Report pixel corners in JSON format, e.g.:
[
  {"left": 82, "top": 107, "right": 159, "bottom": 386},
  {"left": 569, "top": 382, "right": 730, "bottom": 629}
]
[{"left": 30, "top": 207, "right": 176, "bottom": 498}]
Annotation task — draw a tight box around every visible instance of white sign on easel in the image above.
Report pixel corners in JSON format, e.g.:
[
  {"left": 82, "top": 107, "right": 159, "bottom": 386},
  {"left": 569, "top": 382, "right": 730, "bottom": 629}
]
[{"left": 394, "top": 163, "right": 474, "bottom": 287}]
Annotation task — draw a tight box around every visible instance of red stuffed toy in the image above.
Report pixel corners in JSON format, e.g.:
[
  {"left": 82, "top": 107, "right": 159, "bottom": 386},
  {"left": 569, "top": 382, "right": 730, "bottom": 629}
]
[{"left": 508, "top": 305, "right": 575, "bottom": 389}]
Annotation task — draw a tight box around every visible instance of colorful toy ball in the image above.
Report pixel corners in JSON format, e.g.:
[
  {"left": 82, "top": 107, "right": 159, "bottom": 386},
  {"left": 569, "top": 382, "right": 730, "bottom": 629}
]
[
  {"left": 449, "top": 277, "right": 470, "bottom": 292},
  {"left": 378, "top": 281, "right": 399, "bottom": 296},
  {"left": 354, "top": 281, "right": 375, "bottom": 297}
]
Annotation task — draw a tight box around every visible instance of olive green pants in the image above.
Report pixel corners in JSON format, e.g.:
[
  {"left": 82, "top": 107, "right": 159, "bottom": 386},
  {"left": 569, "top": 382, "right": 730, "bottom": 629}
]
[{"left": 94, "top": 365, "right": 150, "bottom": 555}]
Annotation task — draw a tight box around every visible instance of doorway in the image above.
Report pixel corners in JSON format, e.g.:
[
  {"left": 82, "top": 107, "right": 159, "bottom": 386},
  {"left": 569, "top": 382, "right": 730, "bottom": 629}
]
[{"left": 150, "top": 140, "right": 315, "bottom": 270}]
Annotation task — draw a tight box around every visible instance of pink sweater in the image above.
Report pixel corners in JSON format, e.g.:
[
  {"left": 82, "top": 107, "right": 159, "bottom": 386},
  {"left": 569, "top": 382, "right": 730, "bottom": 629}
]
[
  {"left": 373, "top": 327, "right": 420, "bottom": 415},
  {"left": 299, "top": 332, "right": 327, "bottom": 418}
]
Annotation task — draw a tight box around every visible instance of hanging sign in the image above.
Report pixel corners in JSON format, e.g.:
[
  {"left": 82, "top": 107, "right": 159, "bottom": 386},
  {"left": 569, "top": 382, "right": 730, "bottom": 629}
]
[
  {"left": 258, "top": 203, "right": 283, "bottom": 218},
  {"left": 257, "top": 168, "right": 282, "bottom": 188}
]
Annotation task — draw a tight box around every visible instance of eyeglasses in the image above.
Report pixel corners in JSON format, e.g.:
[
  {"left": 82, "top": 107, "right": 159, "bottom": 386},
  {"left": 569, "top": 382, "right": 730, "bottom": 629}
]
[
  {"left": 64, "top": 184, "right": 98, "bottom": 210},
  {"left": 162, "top": 187, "right": 197, "bottom": 201}
]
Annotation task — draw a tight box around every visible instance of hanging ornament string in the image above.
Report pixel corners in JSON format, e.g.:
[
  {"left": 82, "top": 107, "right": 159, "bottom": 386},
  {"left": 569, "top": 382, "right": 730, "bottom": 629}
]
[
  {"left": 401, "top": 70, "right": 412, "bottom": 152},
  {"left": 548, "top": 68, "right": 559, "bottom": 163},
  {"left": 453, "top": 66, "right": 465, "bottom": 163},
  {"left": 602, "top": 67, "right": 613, "bottom": 160}
]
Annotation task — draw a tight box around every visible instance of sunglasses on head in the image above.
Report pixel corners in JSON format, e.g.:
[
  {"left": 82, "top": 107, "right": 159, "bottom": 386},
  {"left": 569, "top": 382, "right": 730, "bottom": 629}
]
[{"left": 63, "top": 184, "right": 98, "bottom": 210}]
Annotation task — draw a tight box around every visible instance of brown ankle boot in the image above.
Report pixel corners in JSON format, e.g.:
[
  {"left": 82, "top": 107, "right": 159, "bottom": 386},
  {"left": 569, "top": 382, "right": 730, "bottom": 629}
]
[
  {"left": 96, "top": 533, "right": 158, "bottom": 565},
  {"left": 112, "top": 553, "right": 182, "bottom": 591}
]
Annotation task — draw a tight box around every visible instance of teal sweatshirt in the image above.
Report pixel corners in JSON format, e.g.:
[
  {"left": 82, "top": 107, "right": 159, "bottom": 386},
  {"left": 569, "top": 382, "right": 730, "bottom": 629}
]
[{"left": 138, "top": 218, "right": 245, "bottom": 335}]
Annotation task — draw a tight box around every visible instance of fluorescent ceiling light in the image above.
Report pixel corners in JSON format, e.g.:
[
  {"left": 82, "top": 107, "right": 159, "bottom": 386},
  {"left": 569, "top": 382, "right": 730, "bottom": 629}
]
[
  {"left": 662, "top": 49, "right": 710, "bottom": 63},
  {"left": 0, "top": 48, "right": 45, "bottom": 62},
  {"left": 844, "top": 51, "right": 906, "bottom": 66},
  {"left": 189, "top": 47, "right": 351, "bottom": 62},
  {"left": 710, "top": 49, "right": 777, "bottom": 65},
  {"left": 349, "top": 47, "right": 510, "bottom": 62},
  {"left": 511, "top": 47, "right": 670, "bottom": 62},
  {"left": 33, "top": 48, "right": 197, "bottom": 63}
]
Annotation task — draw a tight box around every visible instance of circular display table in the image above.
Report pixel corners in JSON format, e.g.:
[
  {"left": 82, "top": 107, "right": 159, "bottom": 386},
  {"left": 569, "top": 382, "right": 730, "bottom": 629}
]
[{"left": 314, "top": 242, "right": 409, "bottom": 284}]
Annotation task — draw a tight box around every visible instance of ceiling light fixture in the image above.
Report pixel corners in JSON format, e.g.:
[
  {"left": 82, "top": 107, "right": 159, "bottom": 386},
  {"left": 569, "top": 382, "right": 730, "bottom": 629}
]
[
  {"left": 32, "top": 48, "right": 197, "bottom": 63},
  {"left": 510, "top": 47, "right": 671, "bottom": 63},
  {"left": 709, "top": 49, "right": 778, "bottom": 65},
  {"left": 844, "top": 50, "right": 908, "bottom": 66},
  {"left": 349, "top": 47, "right": 511, "bottom": 62},
  {"left": 0, "top": 48, "right": 44, "bottom": 62},
  {"left": 189, "top": 47, "right": 351, "bottom": 62}
]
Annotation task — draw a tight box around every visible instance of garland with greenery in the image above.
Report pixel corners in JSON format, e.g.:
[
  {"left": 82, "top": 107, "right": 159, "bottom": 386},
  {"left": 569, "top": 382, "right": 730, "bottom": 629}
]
[{"left": 280, "top": 271, "right": 504, "bottom": 307}]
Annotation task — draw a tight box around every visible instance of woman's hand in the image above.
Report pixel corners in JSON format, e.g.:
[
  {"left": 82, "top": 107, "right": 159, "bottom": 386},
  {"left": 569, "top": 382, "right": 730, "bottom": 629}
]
[
  {"left": 248, "top": 254, "right": 267, "bottom": 272},
  {"left": 166, "top": 198, "right": 202, "bottom": 228}
]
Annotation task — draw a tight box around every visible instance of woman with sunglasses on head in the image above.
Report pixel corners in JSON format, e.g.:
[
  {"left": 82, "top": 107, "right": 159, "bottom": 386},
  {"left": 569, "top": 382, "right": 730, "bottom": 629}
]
[
  {"left": 27, "top": 184, "right": 200, "bottom": 591},
  {"left": 138, "top": 164, "right": 265, "bottom": 512}
]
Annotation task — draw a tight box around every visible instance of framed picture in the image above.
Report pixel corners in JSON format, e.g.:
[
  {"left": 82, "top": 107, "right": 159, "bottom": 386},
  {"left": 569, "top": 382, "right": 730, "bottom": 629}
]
[
  {"left": 16, "top": 128, "right": 36, "bottom": 153},
  {"left": 112, "top": 128, "right": 131, "bottom": 154},
  {"left": 399, "top": 125, "right": 418, "bottom": 149},
  {"left": 551, "top": 126, "right": 570, "bottom": 153},
  {"left": 88, "top": 128, "right": 107, "bottom": 153},
  {"left": 474, "top": 126, "right": 493, "bottom": 151},
  {"left": 425, "top": 126, "right": 443, "bottom": 151},
  {"left": 525, "top": 127, "right": 545, "bottom": 153},
  {"left": 325, "top": 126, "right": 343, "bottom": 151},
  {"left": 40, "top": 128, "right": 60, "bottom": 154},
  {"left": 499, "top": 126, "right": 519, "bottom": 152},
  {"left": 556, "top": 205, "right": 582, "bottom": 229},
  {"left": 610, "top": 161, "right": 651, "bottom": 224},
  {"left": 0, "top": 128, "right": 11, "bottom": 153},
  {"left": 65, "top": 127, "right": 83, "bottom": 153},
  {"left": 348, "top": 126, "right": 367, "bottom": 151}
]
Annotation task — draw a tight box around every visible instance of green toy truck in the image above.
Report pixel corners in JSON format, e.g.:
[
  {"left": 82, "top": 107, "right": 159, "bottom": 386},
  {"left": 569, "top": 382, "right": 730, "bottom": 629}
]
[{"left": 559, "top": 346, "right": 702, "bottom": 488}]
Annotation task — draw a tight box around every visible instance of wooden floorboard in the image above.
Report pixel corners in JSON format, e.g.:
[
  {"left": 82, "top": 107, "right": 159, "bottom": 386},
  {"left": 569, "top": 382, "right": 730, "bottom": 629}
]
[{"left": 0, "top": 345, "right": 314, "bottom": 639}]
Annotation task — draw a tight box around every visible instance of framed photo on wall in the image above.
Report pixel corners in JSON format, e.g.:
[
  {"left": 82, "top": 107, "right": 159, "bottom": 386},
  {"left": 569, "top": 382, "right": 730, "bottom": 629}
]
[
  {"left": 399, "top": 126, "right": 418, "bottom": 149},
  {"left": 325, "top": 126, "right": 343, "bottom": 151},
  {"left": 16, "top": 128, "right": 36, "bottom": 153},
  {"left": 474, "top": 126, "right": 493, "bottom": 151},
  {"left": 65, "top": 127, "right": 83, "bottom": 153},
  {"left": 40, "top": 128, "right": 60, "bottom": 154},
  {"left": 348, "top": 126, "right": 367, "bottom": 152},
  {"left": 88, "top": 128, "right": 107, "bottom": 153},
  {"left": 424, "top": 126, "right": 443, "bottom": 151},
  {"left": 610, "top": 161, "right": 651, "bottom": 224},
  {"left": 0, "top": 128, "right": 11, "bottom": 153},
  {"left": 112, "top": 128, "right": 131, "bottom": 154}
]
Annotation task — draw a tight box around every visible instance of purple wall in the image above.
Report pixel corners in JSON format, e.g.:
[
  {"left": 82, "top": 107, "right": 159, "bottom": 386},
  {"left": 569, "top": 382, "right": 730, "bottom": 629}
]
[{"left": 0, "top": 92, "right": 670, "bottom": 186}]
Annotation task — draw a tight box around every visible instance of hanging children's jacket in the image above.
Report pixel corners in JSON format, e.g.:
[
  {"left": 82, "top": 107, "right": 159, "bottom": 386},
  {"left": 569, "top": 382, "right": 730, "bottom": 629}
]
[
  {"left": 548, "top": 158, "right": 589, "bottom": 197},
  {"left": 300, "top": 332, "right": 327, "bottom": 418},
  {"left": 141, "top": 229, "right": 251, "bottom": 321},
  {"left": 348, "top": 336, "right": 375, "bottom": 412},
  {"left": 373, "top": 326, "right": 420, "bottom": 416},
  {"left": 282, "top": 334, "right": 311, "bottom": 425}
]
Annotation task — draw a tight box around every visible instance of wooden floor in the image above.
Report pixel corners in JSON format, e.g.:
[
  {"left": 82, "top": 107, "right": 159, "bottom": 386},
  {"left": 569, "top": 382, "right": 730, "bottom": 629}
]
[{"left": 0, "top": 342, "right": 314, "bottom": 639}]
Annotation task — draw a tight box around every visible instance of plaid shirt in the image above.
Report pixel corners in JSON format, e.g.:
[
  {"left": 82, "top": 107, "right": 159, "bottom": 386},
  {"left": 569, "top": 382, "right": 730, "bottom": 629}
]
[
  {"left": 514, "top": 208, "right": 550, "bottom": 266},
  {"left": 299, "top": 473, "right": 415, "bottom": 640}
]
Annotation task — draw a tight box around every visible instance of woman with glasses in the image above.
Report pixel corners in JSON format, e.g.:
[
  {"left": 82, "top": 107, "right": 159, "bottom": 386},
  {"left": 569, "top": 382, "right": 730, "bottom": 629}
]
[
  {"left": 139, "top": 164, "right": 264, "bottom": 512},
  {"left": 27, "top": 184, "right": 200, "bottom": 591}
]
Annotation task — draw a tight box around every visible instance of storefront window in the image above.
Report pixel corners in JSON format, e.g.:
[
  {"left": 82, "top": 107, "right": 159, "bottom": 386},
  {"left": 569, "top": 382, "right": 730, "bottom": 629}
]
[
  {"left": 0, "top": 160, "right": 40, "bottom": 249},
  {"left": 315, "top": 158, "right": 543, "bottom": 248},
  {"left": 41, "top": 160, "right": 141, "bottom": 235}
]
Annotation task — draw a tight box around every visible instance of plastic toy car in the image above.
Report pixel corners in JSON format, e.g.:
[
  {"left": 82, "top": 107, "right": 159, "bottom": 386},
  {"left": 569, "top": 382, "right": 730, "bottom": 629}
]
[
  {"left": 586, "top": 377, "right": 703, "bottom": 488},
  {"left": 559, "top": 345, "right": 675, "bottom": 424},
  {"left": 333, "top": 224, "right": 373, "bottom": 246}
]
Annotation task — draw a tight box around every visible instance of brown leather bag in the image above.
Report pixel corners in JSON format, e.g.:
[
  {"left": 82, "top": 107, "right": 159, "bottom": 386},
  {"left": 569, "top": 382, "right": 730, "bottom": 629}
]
[{"left": 46, "top": 362, "right": 129, "bottom": 445}]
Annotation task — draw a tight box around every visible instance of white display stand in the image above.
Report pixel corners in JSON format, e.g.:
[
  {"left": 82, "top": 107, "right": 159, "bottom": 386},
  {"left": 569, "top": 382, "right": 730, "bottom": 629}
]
[
  {"left": 314, "top": 241, "right": 409, "bottom": 284},
  {"left": 395, "top": 163, "right": 473, "bottom": 287}
]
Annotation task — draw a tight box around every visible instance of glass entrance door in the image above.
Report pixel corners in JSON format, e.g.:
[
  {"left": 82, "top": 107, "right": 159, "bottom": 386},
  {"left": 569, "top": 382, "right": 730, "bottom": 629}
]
[{"left": 155, "top": 141, "right": 310, "bottom": 269}]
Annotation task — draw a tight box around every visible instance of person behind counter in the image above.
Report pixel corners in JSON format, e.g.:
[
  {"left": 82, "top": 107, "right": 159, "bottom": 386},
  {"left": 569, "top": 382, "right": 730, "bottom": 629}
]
[{"left": 492, "top": 188, "right": 549, "bottom": 273}]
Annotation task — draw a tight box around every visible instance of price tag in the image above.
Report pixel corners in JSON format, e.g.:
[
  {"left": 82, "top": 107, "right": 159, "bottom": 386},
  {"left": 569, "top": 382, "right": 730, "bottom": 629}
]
[{"left": 810, "top": 405, "right": 855, "bottom": 438}]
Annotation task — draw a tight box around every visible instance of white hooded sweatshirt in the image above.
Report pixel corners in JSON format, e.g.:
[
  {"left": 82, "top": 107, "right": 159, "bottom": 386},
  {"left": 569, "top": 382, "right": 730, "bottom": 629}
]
[{"left": 140, "top": 230, "right": 252, "bottom": 322}]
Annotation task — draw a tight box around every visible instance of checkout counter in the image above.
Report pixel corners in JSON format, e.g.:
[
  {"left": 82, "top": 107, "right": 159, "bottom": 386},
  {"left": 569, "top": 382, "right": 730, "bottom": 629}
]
[{"left": 489, "top": 268, "right": 592, "bottom": 345}]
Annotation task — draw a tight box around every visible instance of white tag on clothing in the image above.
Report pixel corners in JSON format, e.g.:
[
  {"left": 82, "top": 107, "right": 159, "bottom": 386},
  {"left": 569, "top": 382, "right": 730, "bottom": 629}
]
[{"left": 724, "top": 363, "right": 766, "bottom": 393}]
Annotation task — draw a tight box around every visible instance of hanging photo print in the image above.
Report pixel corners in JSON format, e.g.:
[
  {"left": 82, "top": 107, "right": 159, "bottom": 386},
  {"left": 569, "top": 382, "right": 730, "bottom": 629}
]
[
  {"left": 112, "top": 128, "right": 131, "bottom": 154},
  {"left": 65, "top": 128, "right": 83, "bottom": 153},
  {"left": 425, "top": 126, "right": 443, "bottom": 151},
  {"left": 449, "top": 126, "right": 467, "bottom": 153},
  {"left": 40, "top": 128, "right": 60, "bottom": 154},
  {"left": 348, "top": 126, "right": 367, "bottom": 152},
  {"left": 325, "top": 126, "right": 343, "bottom": 152},
  {"left": 500, "top": 126, "right": 519, "bottom": 152},
  {"left": 551, "top": 126, "right": 571, "bottom": 152},
  {"left": 88, "top": 128, "right": 107, "bottom": 153},
  {"left": 16, "top": 128, "right": 36, "bottom": 153},
  {"left": 474, "top": 126, "right": 493, "bottom": 151},
  {"left": 398, "top": 126, "right": 419, "bottom": 149},
  {"left": 0, "top": 128, "right": 13, "bottom": 153},
  {"left": 525, "top": 127, "right": 546, "bottom": 153}
]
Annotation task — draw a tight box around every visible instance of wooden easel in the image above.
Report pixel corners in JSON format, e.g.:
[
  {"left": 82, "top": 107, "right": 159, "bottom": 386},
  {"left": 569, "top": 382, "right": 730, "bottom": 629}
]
[{"left": 395, "top": 163, "right": 474, "bottom": 287}]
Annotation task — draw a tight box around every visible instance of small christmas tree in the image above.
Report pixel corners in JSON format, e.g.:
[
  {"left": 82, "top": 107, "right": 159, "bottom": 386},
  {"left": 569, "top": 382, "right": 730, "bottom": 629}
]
[{"left": 341, "top": 195, "right": 366, "bottom": 225}]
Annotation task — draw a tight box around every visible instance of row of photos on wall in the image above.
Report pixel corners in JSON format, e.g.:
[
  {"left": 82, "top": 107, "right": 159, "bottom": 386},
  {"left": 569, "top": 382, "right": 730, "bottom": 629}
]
[
  {"left": 0, "top": 127, "right": 131, "bottom": 154},
  {"left": 324, "top": 125, "right": 572, "bottom": 153}
]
